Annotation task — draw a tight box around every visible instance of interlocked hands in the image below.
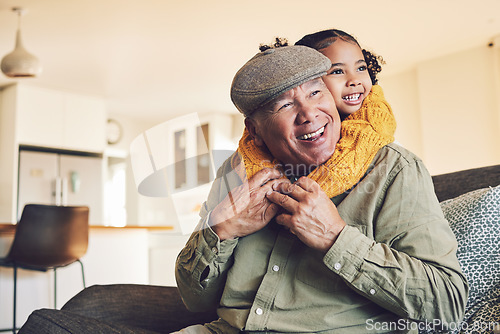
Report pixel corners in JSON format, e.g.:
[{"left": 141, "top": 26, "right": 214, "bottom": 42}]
[{"left": 210, "top": 168, "right": 346, "bottom": 253}]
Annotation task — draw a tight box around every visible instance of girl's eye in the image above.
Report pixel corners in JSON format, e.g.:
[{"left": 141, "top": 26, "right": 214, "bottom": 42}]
[
  {"left": 329, "top": 68, "right": 343, "bottom": 75},
  {"left": 357, "top": 65, "right": 367, "bottom": 72}
]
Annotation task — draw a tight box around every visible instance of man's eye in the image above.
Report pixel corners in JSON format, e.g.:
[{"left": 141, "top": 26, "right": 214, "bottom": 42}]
[
  {"left": 310, "top": 90, "right": 321, "bottom": 97},
  {"left": 278, "top": 102, "right": 292, "bottom": 111}
]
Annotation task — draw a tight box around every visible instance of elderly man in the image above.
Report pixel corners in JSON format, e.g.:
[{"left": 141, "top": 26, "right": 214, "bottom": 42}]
[{"left": 175, "top": 46, "right": 467, "bottom": 333}]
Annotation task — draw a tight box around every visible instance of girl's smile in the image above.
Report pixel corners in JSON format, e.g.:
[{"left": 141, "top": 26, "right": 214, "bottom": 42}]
[{"left": 319, "top": 40, "right": 373, "bottom": 119}]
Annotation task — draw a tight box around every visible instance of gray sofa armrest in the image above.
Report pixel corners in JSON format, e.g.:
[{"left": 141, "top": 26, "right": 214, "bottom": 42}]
[
  {"left": 20, "top": 284, "right": 218, "bottom": 333},
  {"left": 431, "top": 164, "right": 500, "bottom": 202}
]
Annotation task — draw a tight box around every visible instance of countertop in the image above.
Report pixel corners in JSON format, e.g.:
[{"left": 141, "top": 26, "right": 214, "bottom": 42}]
[{"left": 0, "top": 223, "right": 174, "bottom": 235}]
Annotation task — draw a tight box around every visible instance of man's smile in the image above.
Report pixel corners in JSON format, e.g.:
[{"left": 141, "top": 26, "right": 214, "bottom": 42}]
[{"left": 297, "top": 125, "right": 326, "bottom": 141}]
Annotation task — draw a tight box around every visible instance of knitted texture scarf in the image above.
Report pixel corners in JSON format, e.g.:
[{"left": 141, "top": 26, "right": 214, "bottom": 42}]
[{"left": 234, "top": 84, "right": 396, "bottom": 198}]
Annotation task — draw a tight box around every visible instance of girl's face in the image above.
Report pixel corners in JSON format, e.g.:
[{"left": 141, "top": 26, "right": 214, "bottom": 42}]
[{"left": 319, "top": 39, "right": 372, "bottom": 119}]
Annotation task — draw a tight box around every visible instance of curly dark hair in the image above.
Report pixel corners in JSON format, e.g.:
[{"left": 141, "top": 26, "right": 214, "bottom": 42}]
[
  {"left": 295, "top": 29, "right": 384, "bottom": 85},
  {"left": 259, "top": 37, "right": 289, "bottom": 52}
]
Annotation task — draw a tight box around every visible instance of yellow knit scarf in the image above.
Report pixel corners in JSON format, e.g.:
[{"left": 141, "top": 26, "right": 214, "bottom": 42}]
[{"left": 234, "top": 85, "right": 396, "bottom": 198}]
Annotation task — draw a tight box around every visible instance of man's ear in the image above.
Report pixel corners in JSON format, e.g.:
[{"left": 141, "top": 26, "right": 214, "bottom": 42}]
[{"left": 244, "top": 117, "right": 265, "bottom": 147}]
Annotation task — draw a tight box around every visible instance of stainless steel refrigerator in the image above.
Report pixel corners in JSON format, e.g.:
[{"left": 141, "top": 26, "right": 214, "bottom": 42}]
[{"left": 17, "top": 149, "right": 103, "bottom": 224}]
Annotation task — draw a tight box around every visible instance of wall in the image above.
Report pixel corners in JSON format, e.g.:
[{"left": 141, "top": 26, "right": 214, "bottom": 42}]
[
  {"left": 380, "top": 44, "right": 500, "bottom": 175},
  {"left": 380, "top": 69, "right": 423, "bottom": 158},
  {"left": 105, "top": 112, "right": 160, "bottom": 227},
  {"left": 417, "top": 45, "right": 500, "bottom": 174},
  {"left": 0, "top": 86, "right": 18, "bottom": 223}
]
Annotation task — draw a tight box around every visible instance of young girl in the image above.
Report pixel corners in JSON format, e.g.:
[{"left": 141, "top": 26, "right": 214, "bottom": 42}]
[{"left": 295, "top": 29, "right": 385, "bottom": 120}]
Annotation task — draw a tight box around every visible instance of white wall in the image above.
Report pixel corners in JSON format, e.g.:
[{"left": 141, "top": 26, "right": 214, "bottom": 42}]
[
  {"left": 0, "top": 86, "right": 18, "bottom": 223},
  {"left": 381, "top": 44, "right": 500, "bottom": 174},
  {"left": 380, "top": 69, "right": 423, "bottom": 158},
  {"left": 106, "top": 112, "right": 160, "bottom": 227},
  {"left": 417, "top": 45, "right": 500, "bottom": 174}
]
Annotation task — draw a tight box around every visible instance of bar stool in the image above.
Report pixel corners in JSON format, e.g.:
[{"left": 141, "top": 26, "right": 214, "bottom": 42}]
[{"left": 0, "top": 204, "right": 89, "bottom": 333}]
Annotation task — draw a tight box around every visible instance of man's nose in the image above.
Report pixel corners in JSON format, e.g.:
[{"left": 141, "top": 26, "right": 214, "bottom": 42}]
[{"left": 296, "top": 101, "right": 319, "bottom": 124}]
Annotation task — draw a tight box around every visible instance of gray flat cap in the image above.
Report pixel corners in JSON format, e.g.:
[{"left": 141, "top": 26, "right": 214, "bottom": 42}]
[{"left": 230, "top": 45, "right": 331, "bottom": 117}]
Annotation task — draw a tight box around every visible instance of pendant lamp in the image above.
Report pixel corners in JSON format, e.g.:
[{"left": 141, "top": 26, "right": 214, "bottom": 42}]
[{"left": 1, "top": 7, "right": 42, "bottom": 78}]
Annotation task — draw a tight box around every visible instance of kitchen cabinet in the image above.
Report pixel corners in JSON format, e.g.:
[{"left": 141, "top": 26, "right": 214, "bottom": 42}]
[
  {"left": 0, "top": 83, "right": 107, "bottom": 223},
  {"left": 132, "top": 111, "right": 237, "bottom": 232},
  {"left": 15, "top": 85, "right": 65, "bottom": 148},
  {"left": 14, "top": 84, "right": 106, "bottom": 152}
]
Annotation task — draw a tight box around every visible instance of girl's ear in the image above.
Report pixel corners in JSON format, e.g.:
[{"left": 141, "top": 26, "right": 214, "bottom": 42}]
[{"left": 244, "top": 117, "right": 265, "bottom": 147}]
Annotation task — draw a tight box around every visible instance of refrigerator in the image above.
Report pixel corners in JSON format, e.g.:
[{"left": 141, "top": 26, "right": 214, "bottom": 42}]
[{"left": 17, "top": 149, "right": 103, "bottom": 224}]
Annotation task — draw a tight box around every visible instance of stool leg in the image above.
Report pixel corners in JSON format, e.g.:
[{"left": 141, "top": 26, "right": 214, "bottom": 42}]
[
  {"left": 13, "top": 266, "right": 17, "bottom": 334},
  {"left": 78, "top": 260, "right": 86, "bottom": 288},
  {"left": 53, "top": 268, "right": 57, "bottom": 309}
]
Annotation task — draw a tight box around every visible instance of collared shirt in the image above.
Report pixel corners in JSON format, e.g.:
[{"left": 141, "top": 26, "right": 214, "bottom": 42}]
[{"left": 175, "top": 143, "right": 468, "bottom": 333}]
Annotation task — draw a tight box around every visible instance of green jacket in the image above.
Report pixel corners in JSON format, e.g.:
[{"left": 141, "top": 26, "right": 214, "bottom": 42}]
[{"left": 175, "top": 143, "right": 468, "bottom": 333}]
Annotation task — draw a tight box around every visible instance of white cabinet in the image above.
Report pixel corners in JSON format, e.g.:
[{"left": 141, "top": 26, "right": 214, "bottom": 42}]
[
  {"left": 165, "top": 112, "right": 236, "bottom": 192},
  {"left": 14, "top": 84, "right": 106, "bottom": 152},
  {"left": 133, "top": 111, "right": 237, "bottom": 232},
  {"left": 0, "top": 83, "right": 107, "bottom": 223},
  {"left": 16, "top": 85, "right": 65, "bottom": 148}
]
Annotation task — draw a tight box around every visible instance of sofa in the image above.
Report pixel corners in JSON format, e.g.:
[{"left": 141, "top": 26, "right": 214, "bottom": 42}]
[{"left": 18, "top": 164, "right": 500, "bottom": 334}]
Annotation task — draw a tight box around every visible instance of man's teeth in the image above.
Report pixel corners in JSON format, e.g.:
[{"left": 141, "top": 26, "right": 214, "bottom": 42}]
[
  {"left": 343, "top": 93, "right": 361, "bottom": 101},
  {"left": 298, "top": 126, "right": 325, "bottom": 140}
]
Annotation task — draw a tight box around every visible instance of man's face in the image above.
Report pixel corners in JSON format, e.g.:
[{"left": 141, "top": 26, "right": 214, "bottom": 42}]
[{"left": 246, "top": 78, "right": 341, "bottom": 175}]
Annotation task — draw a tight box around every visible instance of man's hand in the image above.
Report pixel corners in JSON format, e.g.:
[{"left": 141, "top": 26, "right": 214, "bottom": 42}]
[
  {"left": 266, "top": 177, "right": 346, "bottom": 253},
  {"left": 210, "top": 168, "right": 283, "bottom": 240}
]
